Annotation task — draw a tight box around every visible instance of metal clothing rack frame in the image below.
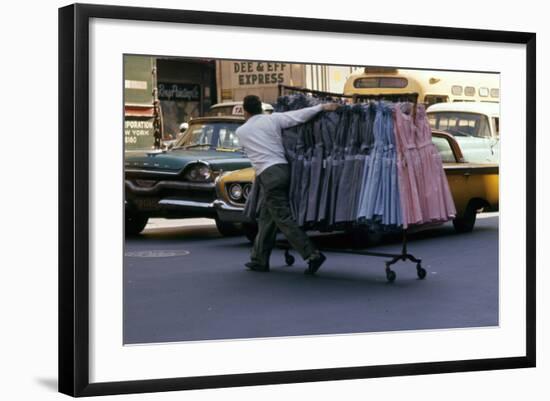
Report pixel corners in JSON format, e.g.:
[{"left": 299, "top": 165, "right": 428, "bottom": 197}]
[
  {"left": 278, "top": 84, "right": 353, "bottom": 99},
  {"left": 352, "top": 92, "right": 419, "bottom": 103},
  {"left": 278, "top": 230, "right": 426, "bottom": 283},
  {"left": 352, "top": 92, "right": 420, "bottom": 121},
  {"left": 277, "top": 84, "right": 419, "bottom": 103},
  {"left": 275, "top": 88, "right": 425, "bottom": 282}
]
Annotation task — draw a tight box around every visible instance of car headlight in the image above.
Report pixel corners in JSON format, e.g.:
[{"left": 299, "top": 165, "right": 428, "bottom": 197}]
[
  {"left": 184, "top": 163, "right": 212, "bottom": 182},
  {"left": 229, "top": 183, "right": 243, "bottom": 201}
]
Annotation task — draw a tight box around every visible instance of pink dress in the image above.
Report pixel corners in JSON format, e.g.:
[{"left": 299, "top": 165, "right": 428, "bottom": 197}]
[
  {"left": 393, "top": 103, "right": 423, "bottom": 228},
  {"left": 393, "top": 103, "right": 456, "bottom": 228},
  {"left": 414, "top": 105, "right": 456, "bottom": 223}
]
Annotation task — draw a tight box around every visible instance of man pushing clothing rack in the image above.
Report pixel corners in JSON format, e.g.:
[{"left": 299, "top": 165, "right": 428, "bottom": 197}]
[{"left": 236, "top": 95, "right": 340, "bottom": 275}]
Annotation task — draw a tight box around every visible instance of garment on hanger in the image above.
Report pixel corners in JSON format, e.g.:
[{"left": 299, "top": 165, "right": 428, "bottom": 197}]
[
  {"left": 350, "top": 103, "right": 375, "bottom": 223},
  {"left": 334, "top": 106, "right": 360, "bottom": 223},
  {"left": 393, "top": 102, "right": 424, "bottom": 228},
  {"left": 327, "top": 106, "right": 348, "bottom": 225},
  {"left": 305, "top": 116, "right": 324, "bottom": 223},
  {"left": 356, "top": 101, "right": 402, "bottom": 228},
  {"left": 412, "top": 104, "right": 456, "bottom": 224},
  {"left": 243, "top": 178, "right": 261, "bottom": 221},
  {"left": 393, "top": 102, "right": 456, "bottom": 228},
  {"left": 297, "top": 122, "right": 313, "bottom": 226}
]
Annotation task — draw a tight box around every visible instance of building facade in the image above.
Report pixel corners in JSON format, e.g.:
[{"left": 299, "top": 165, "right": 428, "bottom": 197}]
[
  {"left": 124, "top": 56, "right": 156, "bottom": 151},
  {"left": 215, "top": 60, "right": 362, "bottom": 103},
  {"left": 124, "top": 56, "right": 218, "bottom": 150},
  {"left": 156, "top": 58, "right": 217, "bottom": 139},
  {"left": 124, "top": 56, "right": 362, "bottom": 150}
]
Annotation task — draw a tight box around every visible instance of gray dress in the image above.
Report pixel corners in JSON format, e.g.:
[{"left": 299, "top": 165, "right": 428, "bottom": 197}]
[{"left": 305, "top": 117, "right": 325, "bottom": 224}]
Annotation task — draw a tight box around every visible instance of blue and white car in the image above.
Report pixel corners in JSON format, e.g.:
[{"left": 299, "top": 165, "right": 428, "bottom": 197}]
[{"left": 427, "top": 102, "right": 500, "bottom": 163}]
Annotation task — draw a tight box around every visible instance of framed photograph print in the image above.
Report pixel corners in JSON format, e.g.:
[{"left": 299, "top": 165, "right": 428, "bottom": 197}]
[{"left": 58, "top": 3, "right": 536, "bottom": 397}]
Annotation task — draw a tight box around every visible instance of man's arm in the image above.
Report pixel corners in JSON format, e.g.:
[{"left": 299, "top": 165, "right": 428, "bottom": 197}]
[{"left": 272, "top": 103, "right": 340, "bottom": 130}]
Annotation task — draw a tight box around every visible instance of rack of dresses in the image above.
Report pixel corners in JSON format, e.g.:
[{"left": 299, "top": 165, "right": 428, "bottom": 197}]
[{"left": 245, "top": 91, "right": 455, "bottom": 282}]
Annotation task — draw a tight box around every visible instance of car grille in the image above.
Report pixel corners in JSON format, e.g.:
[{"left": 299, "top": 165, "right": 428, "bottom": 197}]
[
  {"left": 127, "top": 188, "right": 216, "bottom": 203},
  {"left": 134, "top": 179, "right": 158, "bottom": 188}
]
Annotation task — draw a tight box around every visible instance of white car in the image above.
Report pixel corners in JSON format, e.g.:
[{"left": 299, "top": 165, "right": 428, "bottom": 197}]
[
  {"left": 205, "top": 101, "right": 274, "bottom": 117},
  {"left": 427, "top": 102, "right": 499, "bottom": 163}
]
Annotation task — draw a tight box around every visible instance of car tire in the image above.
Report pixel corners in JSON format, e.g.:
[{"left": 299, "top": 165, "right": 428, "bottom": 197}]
[
  {"left": 215, "top": 218, "right": 243, "bottom": 237},
  {"left": 242, "top": 222, "right": 259, "bottom": 243},
  {"left": 453, "top": 205, "right": 477, "bottom": 233},
  {"left": 125, "top": 212, "right": 149, "bottom": 236}
]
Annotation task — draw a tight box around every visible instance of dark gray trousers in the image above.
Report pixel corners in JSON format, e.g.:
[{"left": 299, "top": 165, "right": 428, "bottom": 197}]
[{"left": 251, "top": 164, "right": 316, "bottom": 267}]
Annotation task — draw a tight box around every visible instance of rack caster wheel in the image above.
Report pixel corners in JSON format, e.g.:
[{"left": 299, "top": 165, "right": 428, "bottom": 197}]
[
  {"left": 386, "top": 269, "right": 396, "bottom": 283},
  {"left": 284, "top": 252, "right": 295, "bottom": 266},
  {"left": 417, "top": 264, "right": 427, "bottom": 280}
]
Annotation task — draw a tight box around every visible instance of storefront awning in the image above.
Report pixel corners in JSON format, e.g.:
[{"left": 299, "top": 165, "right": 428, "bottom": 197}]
[{"left": 125, "top": 105, "right": 154, "bottom": 117}]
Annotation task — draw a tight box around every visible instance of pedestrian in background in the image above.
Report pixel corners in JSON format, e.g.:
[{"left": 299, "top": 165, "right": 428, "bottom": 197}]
[{"left": 236, "top": 95, "right": 340, "bottom": 274}]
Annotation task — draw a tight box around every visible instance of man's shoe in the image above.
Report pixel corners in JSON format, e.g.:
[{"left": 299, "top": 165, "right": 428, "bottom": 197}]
[
  {"left": 245, "top": 261, "right": 270, "bottom": 272},
  {"left": 304, "top": 252, "right": 326, "bottom": 275}
]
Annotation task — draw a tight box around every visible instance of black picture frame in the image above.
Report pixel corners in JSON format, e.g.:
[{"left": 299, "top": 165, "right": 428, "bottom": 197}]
[{"left": 58, "top": 3, "right": 536, "bottom": 397}]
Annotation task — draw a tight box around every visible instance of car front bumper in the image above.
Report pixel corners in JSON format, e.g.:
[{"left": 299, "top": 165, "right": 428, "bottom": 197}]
[
  {"left": 125, "top": 179, "right": 219, "bottom": 218},
  {"left": 125, "top": 179, "right": 251, "bottom": 222},
  {"left": 212, "top": 199, "right": 251, "bottom": 223}
]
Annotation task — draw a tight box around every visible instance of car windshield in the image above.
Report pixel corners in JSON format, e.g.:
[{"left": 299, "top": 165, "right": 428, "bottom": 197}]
[
  {"left": 174, "top": 121, "right": 242, "bottom": 150},
  {"left": 428, "top": 112, "right": 492, "bottom": 138}
]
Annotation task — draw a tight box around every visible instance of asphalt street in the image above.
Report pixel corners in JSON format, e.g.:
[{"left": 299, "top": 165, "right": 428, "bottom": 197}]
[{"left": 123, "top": 214, "right": 499, "bottom": 344}]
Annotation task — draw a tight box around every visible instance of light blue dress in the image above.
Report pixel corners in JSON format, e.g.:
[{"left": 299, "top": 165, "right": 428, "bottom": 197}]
[{"left": 356, "top": 102, "right": 402, "bottom": 229}]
